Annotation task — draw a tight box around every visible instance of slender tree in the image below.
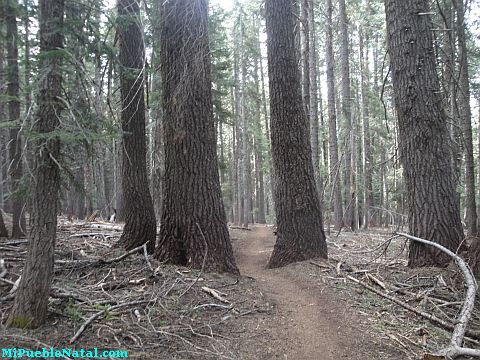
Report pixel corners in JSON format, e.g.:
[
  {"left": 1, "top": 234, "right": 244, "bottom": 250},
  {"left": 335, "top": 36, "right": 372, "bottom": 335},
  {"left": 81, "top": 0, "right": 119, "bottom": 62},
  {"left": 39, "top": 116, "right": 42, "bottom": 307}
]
[
  {"left": 240, "top": 18, "right": 253, "bottom": 227},
  {"left": 0, "top": 23, "right": 8, "bottom": 234},
  {"left": 326, "top": 0, "right": 343, "bottom": 230},
  {"left": 308, "top": 0, "right": 321, "bottom": 197},
  {"left": 155, "top": 0, "right": 238, "bottom": 274},
  {"left": 385, "top": 0, "right": 464, "bottom": 267},
  {"left": 266, "top": 0, "right": 327, "bottom": 268},
  {"left": 359, "top": 24, "right": 373, "bottom": 229},
  {"left": 7, "top": 0, "right": 64, "bottom": 328},
  {"left": 5, "top": 0, "right": 26, "bottom": 238},
  {"left": 339, "top": 0, "right": 355, "bottom": 231},
  {"left": 0, "top": 210, "right": 7, "bottom": 238},
  {"left": 455, "top": 0, "right": 477, "bottom": 235},
  {"left": 115, "top": 0, "right": 156, "bottom": 253}
]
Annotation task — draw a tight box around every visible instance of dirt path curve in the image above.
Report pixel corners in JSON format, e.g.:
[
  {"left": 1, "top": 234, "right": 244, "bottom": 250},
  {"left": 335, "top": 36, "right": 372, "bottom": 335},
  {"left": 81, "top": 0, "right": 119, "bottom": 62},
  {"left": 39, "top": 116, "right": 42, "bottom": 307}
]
[{"left": 233, "top": 225, "right": 394, "bottom": 360}]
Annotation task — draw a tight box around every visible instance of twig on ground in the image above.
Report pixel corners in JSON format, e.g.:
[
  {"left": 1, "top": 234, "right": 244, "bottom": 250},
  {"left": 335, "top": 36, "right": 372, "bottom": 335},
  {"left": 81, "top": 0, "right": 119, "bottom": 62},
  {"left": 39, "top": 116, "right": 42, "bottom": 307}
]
[
  {"left": 201, "top": 287, "right": 230, "bottom": 304},
  {"left": 69, "top": 299, "right": 151, "bottom": 344}
]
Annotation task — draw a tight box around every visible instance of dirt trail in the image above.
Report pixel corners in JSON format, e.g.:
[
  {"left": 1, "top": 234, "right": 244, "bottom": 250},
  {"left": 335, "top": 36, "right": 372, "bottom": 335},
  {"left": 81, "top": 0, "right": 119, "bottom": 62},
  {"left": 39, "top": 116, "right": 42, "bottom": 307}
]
[{"left": 234, "top": 225, "right": 396, "bottom": 360}]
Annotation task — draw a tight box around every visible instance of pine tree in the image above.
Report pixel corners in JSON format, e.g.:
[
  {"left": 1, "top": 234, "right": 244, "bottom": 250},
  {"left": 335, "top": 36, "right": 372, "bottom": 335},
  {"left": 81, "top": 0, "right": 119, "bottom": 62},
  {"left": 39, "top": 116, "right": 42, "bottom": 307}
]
[
  {"left": 155, "top": 0, "right": 238, "bottom": 274},
  {"left": 385, "top": 0, "right": 464, "bottom": 267},
  {"left": 265, "top": 0, "right": 327, "bottom": 268},
  {"left": 8, "top": 0, "right": 65, "bottom": 328},
  {"left": 115, "top": 0, "right": 157, "bottom": 253}
]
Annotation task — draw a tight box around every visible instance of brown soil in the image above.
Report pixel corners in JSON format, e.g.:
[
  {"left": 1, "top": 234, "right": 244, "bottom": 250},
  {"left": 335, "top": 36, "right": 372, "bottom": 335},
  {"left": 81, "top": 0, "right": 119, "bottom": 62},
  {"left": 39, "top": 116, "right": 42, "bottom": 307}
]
[{"left": 232, "top": 225, "right": 402, "bottom": 360}]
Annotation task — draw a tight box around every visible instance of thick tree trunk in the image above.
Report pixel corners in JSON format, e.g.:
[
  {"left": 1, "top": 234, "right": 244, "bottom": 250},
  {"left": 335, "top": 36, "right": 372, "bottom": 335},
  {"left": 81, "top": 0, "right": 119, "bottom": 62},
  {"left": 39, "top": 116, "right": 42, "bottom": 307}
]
[
  {"left": 5, "top": 0, "right": 26, "bottom": 238},
  {"left": 154, "top": 0, "right": 238, "bottom": 274},
  {"left": 7, "top": 0, "right": 64, "bottom": 328},
  {"left": 326, "top": 0, "right": 343, "bottom": 230},
  {"left": 385, "top": 0, "right": 464, "bottom": 267},
  {"left": 115, "top": 0, "right": 156, "bottom": 253},
  {"left": 455, "top": 0, "right": 477, "bottom": 235},
  {"left": 266, "top": 0, "right": 327, "bottom": 269},
  {"left": 151, "top": 6, "right": 164, "bottom": 223}
]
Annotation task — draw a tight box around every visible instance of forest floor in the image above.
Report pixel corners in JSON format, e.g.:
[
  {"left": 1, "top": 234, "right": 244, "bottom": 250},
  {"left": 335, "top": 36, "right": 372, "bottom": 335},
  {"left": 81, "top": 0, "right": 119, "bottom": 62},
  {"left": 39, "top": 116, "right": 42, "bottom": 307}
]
[{"left": 0, "top": 215, "right": 479, "bottom": 359}]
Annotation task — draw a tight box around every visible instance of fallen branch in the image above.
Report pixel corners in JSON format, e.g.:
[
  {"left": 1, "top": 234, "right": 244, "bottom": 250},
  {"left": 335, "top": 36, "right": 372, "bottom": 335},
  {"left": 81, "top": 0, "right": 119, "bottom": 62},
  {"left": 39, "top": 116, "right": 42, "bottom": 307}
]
[
  {"left": 395, "top": 232, "right": 480, "bottom": 359},
  {"left": 69, "top": 299, "right": 150, "bottom": 344},
  {"left": 201, "top": 286, "right": 230, "bottom": 304},
  {"left": 56, "top": 243, "right": 146, "bottom": 269}
]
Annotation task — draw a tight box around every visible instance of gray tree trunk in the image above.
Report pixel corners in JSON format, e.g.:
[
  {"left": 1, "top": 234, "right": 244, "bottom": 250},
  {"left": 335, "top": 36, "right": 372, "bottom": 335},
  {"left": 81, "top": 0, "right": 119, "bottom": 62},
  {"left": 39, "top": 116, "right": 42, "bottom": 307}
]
[
  {"left": 266, "top": 0, "right": 327, "bottom": 268},
  {"left": 326, "top": 0, "right": 343, "bottom": 230},
  {"left": 5, "top": 0, "right": 26, "bottom": 238},
  {"left": 339, "top": 0, "right": 355, "bottom": 231},
  {"left": 115, "top": 0, "right": 157, "bottom": 253},
  {"left": 7, "top": 0, "right": 64, "bottom": 328},
  {"left": 154, "top": 0, "right": 238, "bottom": 274},
  {"left": 385, "top": 0, "right": 464, "bottom": 267},
  {"left": 455, "top": 0, "right": 477, "bottom": 235}
]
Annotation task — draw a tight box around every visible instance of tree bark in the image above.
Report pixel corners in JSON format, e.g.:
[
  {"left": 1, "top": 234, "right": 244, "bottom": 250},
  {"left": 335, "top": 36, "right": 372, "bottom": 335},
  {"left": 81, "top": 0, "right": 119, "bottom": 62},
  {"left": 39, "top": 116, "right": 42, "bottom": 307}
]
[
  {"left": 266, "top": 0, "right": 328, "bottom": 269},
  {"left": 326, "top": 0, "right": 343, "bottom": 230},
  {"left": 339, "top": 0, "right": 355, "bottom": 231},
  {"left": 7, "top": 0, "right": 64, "bottom": 328},
  {"left": 240, "top": 19, "right": 253, "bottom": 227},
  {"left": 455, "top": 0, "right": 477, "bottom": 235},
  {"left": 359, "top": 26, "right": 373, "bottom": 229},
  {"left": 253, "top": 21, "right": 266, "bottom": 224},
  {"left": 0, "top": 29, "right": 8, "bottom": 230},
  {"left": 115, "top": 0, "right": 156, "bottom": 253},
  {"left": 0, "top": 209, "right": 8, "bottom": 238},
  {"left": 385, "top": 0, "right": 464, "bottom": 267},
  {"left": 154, "top": 0, "right": 238, "bottom": 274},
  {"left": 308, "top": 0, "right": 321, "bottom": 198},
  {"left": 5, "top": 0, "right": 26, "bottom": 238}
]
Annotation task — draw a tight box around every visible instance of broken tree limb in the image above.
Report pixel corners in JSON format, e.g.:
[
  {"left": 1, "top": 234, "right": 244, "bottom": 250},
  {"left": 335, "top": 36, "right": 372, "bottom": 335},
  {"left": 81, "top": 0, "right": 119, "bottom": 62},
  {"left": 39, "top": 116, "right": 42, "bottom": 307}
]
[
  {"left": 395, "top": 232, "right": 480, "bottom": 359},
  {"left": 55, "top": 243, "right": 147, "bottom": 269},
  {"left": 69, "top": 299, "right": 150, "bottom": 344},
  {"left": 201, "top": 286, "right": 230, "bottom": 304}
]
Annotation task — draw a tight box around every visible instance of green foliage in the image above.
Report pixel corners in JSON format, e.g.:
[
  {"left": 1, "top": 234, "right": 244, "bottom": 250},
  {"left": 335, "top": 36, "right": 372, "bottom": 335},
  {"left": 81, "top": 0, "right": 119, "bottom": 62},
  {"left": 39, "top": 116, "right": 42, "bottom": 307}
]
[
  {"left": 8, "top": 316, "right": 33, "bottom": 329},
  {"left": 64, "top": 299, "right": 84, "bottom": 322}
]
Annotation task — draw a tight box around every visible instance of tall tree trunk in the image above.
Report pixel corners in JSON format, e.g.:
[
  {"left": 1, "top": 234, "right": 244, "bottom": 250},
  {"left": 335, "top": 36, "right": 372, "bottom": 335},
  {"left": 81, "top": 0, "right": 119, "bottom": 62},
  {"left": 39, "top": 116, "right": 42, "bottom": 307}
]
[
  {"left": 233, "top": 31, "right": 244, "bottom": 226},
  {"left": 455, "top": 0, "right": 477, "bottom": 235},
  {"left": 154, "top": 0, "right": 238, "bottom": 274},
  {"left": 339, "top": 0, "right": 355, "bottom": 231},
  {"left": 151, "top": 0, "right": 163, "bottom": 222},
  {"left": 115, "top": 0, "right": 156, "bottom": 253},
  {"left": 326, "top": 0, "right": 343, "bottom": 230},
  {"left": 0, "top": 30, "right": 8, "bottom": 232},
  {"left": 266, "top": 0, "right": 328, "bottom": 269},
  {"left": 253, "top": 26, "right": 266, "bottom": 224},
  {"left": 240, "top": 19, "right": 253, "bottom": 227},
  {"left": 308, "top": 0, "right": 321, "bottom": 198},
  {"left": 5, "top": 0, "right": 26, "bottom": 238},
  {"left": 385, "top": 0, "right": 464, "bottom": 267},
  {"left": 359, "top": 26, "right": 373, "bottom": 229},
  {"left": 259, "top": 38, "right": 273, "bottom": 220},
  {"left": 7, "top": 0, "right": 64, "bottom": 328}
]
